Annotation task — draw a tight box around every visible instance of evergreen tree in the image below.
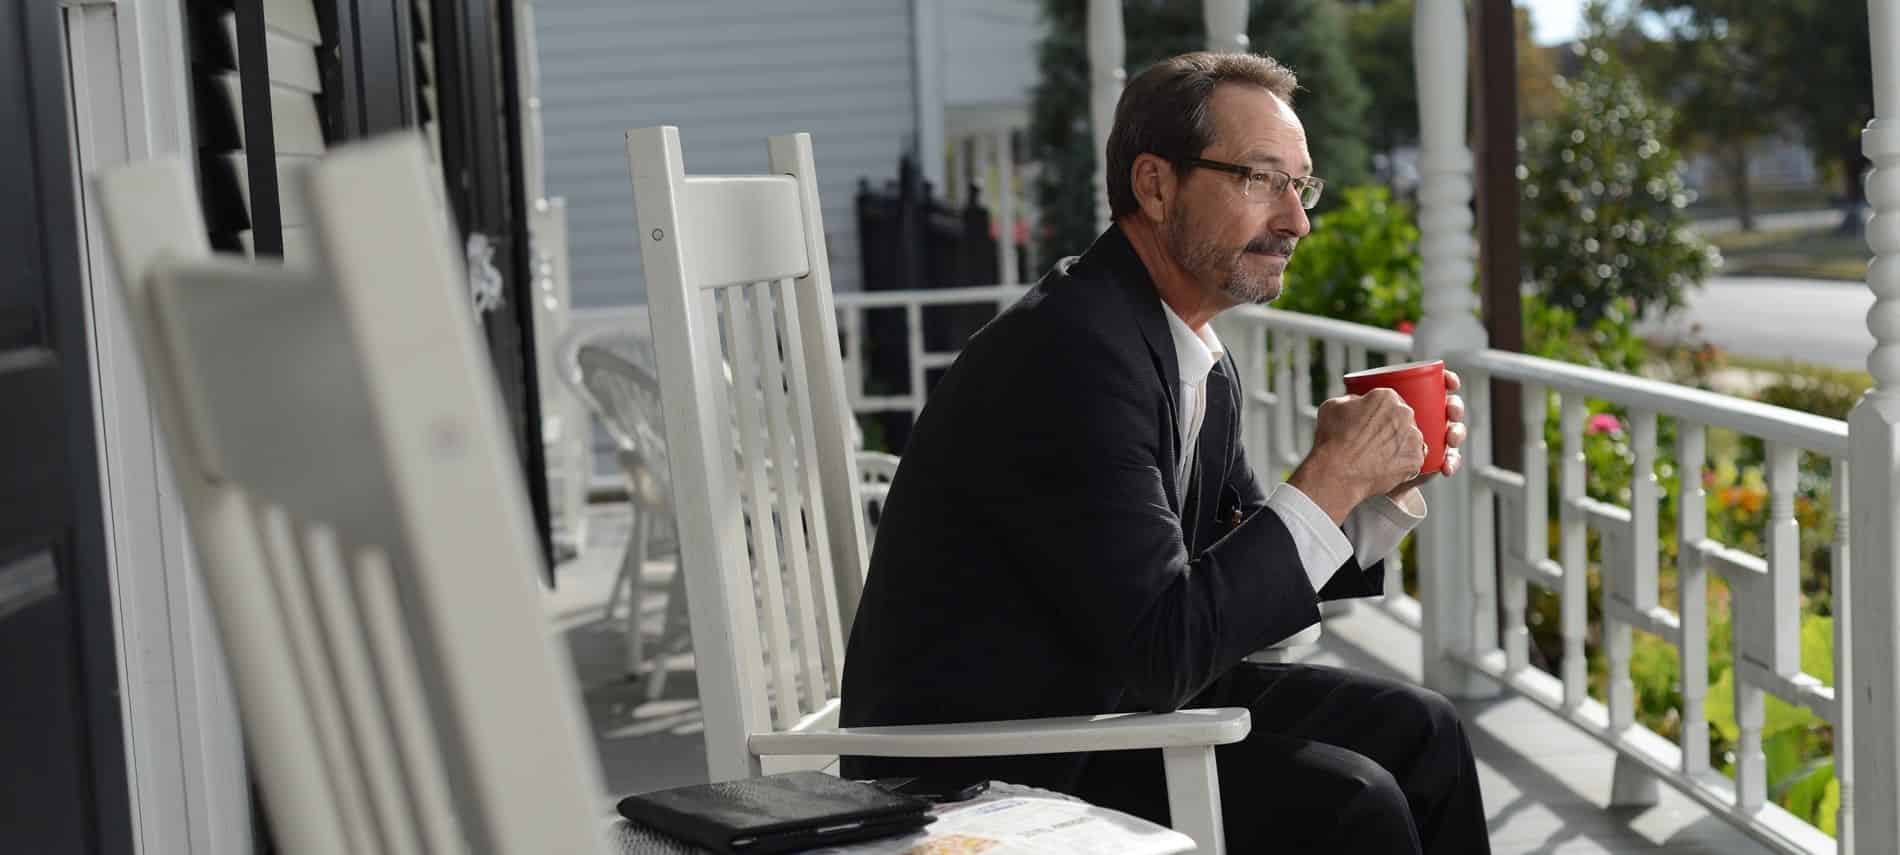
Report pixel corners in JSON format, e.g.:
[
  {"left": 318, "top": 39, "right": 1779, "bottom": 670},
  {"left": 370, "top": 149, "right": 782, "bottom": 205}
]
[
  {"left": 1519, "top": 42, "right": 1716, "bottom": 324},
  {"left": 1030, "top": 0, "right": 1370, "bottom": 265}
]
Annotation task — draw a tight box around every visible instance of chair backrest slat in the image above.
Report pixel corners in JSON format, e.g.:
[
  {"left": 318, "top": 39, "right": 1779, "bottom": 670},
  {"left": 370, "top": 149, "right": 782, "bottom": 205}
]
[
  {"left": 748, "top": 279, "right": 832, "bottom": 712},
  {"left": 296, "top": 519, "right": 426, "bottom": 854},
  {"left": 766, "top": 134, "right": 870, "bottom": 639},
  {"left": 771, "top": 277, "right": 849, "bottom": 691},
  {"left": 351, "top": 547, "right": 469, "bottom": 855},
  {"left": 720, "top": 285, "right": 804, "bottom": 730},
  {"left": 246, "top": 497, "right": 386, "bottom": 855},
  {"left": 629, "top": 126, "right": 871, "bottom": 781}
]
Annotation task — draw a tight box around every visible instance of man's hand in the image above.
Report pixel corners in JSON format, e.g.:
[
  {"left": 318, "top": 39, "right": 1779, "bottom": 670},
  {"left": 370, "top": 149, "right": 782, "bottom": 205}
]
[
  {"left": 1287, "top": 387, "right": 1426, "bottom": 524},
  {"left": 1388, "top": 369, "right": 1467, "bottom": 498},
  {"left": 1285, "top": 369, "right": 1467, "bottom": 524}
]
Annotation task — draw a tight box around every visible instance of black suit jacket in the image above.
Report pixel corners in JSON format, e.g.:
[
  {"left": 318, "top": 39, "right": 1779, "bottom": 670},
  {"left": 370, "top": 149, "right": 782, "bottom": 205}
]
[{"left": 838, "top": 226, "right": 1385, "bottom": 792}]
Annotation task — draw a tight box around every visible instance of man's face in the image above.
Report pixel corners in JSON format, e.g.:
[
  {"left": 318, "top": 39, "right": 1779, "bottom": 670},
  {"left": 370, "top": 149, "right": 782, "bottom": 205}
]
[{"left": 1163, "top": 85, "right": 1314, "bottom": 306}]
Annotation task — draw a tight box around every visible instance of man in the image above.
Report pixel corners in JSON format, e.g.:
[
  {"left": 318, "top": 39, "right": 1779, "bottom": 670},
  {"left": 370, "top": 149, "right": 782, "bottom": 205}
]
[{"left": 839, "top": 51, "right": 1488, "bottom": 853}]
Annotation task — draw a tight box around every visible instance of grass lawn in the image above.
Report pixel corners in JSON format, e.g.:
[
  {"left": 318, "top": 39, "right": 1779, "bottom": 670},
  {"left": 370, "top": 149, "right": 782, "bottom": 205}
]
[{"left": 1707, "top": 225, "right": 1870, "bottom": 281}]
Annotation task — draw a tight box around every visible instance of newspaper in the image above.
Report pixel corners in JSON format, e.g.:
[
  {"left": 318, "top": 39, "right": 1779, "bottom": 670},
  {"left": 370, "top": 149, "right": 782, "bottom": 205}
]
[{"left": 807, "top": 795, "right": 1197, "bottom": 855}]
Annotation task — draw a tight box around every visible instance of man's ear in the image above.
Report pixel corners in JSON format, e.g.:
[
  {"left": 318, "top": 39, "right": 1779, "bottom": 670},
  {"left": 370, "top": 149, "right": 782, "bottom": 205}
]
[{"left": 1130, "top": 153, "right": 1175, "bottom": 223}]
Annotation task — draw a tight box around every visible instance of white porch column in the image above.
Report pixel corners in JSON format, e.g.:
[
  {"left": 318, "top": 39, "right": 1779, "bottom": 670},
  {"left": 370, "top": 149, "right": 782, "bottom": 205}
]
[
  {"left": 1088, "top": 0, "right": 1124, "bottom": 233},
  {"left": 1849, "top": 3, "right": 1900, "bottom": 851},
  {"left": 994, "top": 128, "right": 1019, "bottom": 284},
  {"left": 912, "top": 0, "right": 946, "bottom": 193},
  {"left": 1411, "top": 0, "right": 1494, "bottom": 699},
  {"left": 1204, "top": 0, "right": 1248, "bottom": 52}
]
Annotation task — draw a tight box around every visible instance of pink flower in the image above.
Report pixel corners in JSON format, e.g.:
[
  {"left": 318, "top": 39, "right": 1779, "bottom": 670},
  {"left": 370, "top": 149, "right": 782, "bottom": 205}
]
[
  {"left": 1702, "top": 469, "right": 1718, "bottom": 488},
  {"left": 1396, "top": 320, "right": 1416, "bottom": 334},
  {"left": 1587, "top": 413, "right": 1622, "bottom": 435}
]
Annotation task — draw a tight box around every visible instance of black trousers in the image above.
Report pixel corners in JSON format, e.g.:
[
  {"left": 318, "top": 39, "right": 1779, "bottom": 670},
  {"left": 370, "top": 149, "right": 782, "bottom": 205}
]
[{"left": 1073, "top": 662, "right": 1490, "bottom": 854}]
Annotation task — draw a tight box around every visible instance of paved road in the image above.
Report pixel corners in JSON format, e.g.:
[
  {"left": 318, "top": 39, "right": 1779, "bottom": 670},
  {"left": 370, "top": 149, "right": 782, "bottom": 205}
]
[
  {"left": 1637, "top": 275, "right": 1873, "bottom": 371},
  {"left": 1686, "top": 207, "right": 1863, "bottom": 236}
]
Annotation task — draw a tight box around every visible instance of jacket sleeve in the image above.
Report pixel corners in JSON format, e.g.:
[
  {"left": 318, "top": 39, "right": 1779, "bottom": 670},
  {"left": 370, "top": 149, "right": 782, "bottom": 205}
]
[
  {"left": 1219, "top": 357, "right": 1386, "bottom": 603},
  {"left": 973, "top": 316, "right": 1325, "bottom": 712}
]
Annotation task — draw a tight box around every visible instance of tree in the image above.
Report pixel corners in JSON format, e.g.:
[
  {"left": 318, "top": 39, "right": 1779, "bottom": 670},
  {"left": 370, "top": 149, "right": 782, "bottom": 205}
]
[
  {"left": 1030, "top": 0, "right": 1371, "bottom": 264},
  {"left": 1346, "top": 0, "right": 1416, "bottom": 163},
  {"left": 1620, "top": 8, "right": 1779, "bottom": 231},
  {"left": 1636, "top": 0, "right": 1874, "bottom": 235},
  {"left": 1519, "top": 42, "right": 1717, "bottom": 324}
]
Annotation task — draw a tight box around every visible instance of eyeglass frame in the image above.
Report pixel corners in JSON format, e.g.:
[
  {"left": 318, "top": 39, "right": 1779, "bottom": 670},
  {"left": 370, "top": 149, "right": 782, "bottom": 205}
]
[{"left": 1180, "top": 157, "right": 1325, "bottom": 210}]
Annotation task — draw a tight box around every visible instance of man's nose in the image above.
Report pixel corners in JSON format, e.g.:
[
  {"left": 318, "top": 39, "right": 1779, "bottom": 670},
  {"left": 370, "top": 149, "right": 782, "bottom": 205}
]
[{"left": 1272, "top": 198, "right": 1311, "bottom": 239}]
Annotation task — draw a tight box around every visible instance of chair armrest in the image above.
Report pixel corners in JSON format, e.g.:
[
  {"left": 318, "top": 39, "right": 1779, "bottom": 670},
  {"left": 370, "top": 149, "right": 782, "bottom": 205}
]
[{"left": 748, "top": 707, "right": 1250, "bottom": 758}]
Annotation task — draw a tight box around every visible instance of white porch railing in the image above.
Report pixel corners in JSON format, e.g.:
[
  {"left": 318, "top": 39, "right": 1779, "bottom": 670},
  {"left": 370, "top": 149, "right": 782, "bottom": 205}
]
[
  {"left": 1216, "top": 305, "right": 1849, "bottom": 854},
  {"left": 833, "top": 284, "right": 1029, "bottom": 425}
]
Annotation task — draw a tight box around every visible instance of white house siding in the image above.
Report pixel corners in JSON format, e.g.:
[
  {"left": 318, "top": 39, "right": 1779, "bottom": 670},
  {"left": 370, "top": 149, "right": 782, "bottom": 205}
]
[{"left": 534, "top": 0, "right": 919, "bottom": 308}]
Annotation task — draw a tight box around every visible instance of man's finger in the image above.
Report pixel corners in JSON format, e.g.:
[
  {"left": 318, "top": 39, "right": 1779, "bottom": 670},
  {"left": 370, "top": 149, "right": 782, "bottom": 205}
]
[
  {"left": 1443, "top": 369, "right": 1461, "bottom": 392},
  {"left": 1445, "top": 421, "right": 1468, "bottom": 450},
  {"left": 1442, "top": 449, "right": 1462, "bottom": 477},
  {"left": 1446, "top": 394, "right": 1466, "bottom": 423}
]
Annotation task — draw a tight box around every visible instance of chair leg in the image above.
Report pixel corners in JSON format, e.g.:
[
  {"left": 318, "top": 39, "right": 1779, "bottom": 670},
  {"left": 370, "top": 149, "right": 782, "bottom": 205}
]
[
  {"left": 646, "top": 544, "right": 689, "bottom": 703},
  {"left": 1161, "top": 745, "right": 1225, "bottom": 855},
  {"left": 603, "top": 512, "right": 637, "bottom": 623},
  {"left": 623, "top": 510, "right": 650, "bottom": 677}
]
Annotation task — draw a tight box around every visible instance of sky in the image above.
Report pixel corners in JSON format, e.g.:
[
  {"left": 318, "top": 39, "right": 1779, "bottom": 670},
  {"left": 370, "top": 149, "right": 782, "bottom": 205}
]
[{"left": 1521, "top": 0, "right": 1585, "bottom": 46}]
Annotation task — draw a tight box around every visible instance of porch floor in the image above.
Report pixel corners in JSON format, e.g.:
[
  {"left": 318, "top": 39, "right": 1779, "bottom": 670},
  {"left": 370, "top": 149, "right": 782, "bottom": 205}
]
[{"left": 547, "top": 503, "right": 1777, "bottom": 854}]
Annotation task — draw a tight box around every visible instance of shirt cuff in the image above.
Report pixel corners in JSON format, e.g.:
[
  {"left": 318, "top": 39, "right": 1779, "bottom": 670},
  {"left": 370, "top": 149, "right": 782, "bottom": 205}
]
[
  {"left": 1343, "top": 491, "right": 1428, "bottom": 568},
  {"left": 1265, "top": 482, "right": 1355, "bottom": 592}
]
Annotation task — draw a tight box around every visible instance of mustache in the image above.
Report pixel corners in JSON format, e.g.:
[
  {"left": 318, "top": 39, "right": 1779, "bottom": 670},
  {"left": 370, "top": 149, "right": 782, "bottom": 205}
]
[{"left": 1244, "top": 235, "right": 1298, "bottom": 256}]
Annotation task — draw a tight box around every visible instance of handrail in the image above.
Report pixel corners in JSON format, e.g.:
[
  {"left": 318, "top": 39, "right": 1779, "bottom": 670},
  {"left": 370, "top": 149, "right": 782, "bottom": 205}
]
[
  {"left": 1461, "top": 349, "right": 1849, "bottom": 458},
  {"left": 831, "top": 284, "right": 1029, "bottom": 310},
  {"left": 1226, "top": 304, "right": 1413, "bottom": 354}
]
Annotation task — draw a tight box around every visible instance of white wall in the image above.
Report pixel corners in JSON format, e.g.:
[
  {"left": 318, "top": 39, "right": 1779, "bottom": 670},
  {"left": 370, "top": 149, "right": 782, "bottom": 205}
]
[{"left": 533, "top": 0, "right": 920, "bottom": 307}]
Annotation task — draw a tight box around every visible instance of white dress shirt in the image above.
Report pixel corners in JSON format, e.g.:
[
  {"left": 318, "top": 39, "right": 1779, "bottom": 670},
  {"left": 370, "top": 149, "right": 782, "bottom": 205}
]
[{"left": 1160, "top": 300, "right": 1425, "bottom": 591}]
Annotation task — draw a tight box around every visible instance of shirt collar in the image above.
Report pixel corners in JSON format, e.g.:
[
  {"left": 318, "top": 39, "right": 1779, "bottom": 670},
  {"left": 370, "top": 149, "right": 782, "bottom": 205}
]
[{"left": 1158, "top": 298, "right": 1223, "bottom": 385}]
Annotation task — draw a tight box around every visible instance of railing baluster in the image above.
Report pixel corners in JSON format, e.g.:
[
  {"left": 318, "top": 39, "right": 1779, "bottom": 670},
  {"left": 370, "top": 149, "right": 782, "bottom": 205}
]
[
  {"left": 1346, "top": 344, "right": 1367, "bottom": 376},
  {"left": 1272, "top": 331, "right": 1298, "bottom": 471},
  {"left": 1677, "top": 422, "right": 1710, "bottom": 776},
  {"left": 906, "top": 303, "right": 925, "bottom": 427},
  {"left": 1560, "top": 394, "right": 1588, "bottom": 709},
  {"left": 1833, "top": 458, "right": 1853, "bottom": 847},
  {"left": 1292, "top": 335, "right": 1313, "bottom": 454},
  {"left": 1466, "top": 365, "right": 1497, "bottom": 658},
  {"left": 1765, "top": 442, "right": 1802, "bottom": 675},
  {"left": 1737, "top": 676, "right": 1768, "bottom": 812},
  {"left": 841, "top": 306, "right": 863, "bottom": 407},
  {"left": 1509, "top": 382, "right": 1547, "bottom": 673},
  {"left": 1630, "top": 412, "right": 1661, "bottom": 611},
  {"left": 1240, "top": 323, "right": 1269, "bottom": 473},
  {"left": 1323, "top": 339, "right": 1345, "bottom": 400},
  {"left": 1607, "top": 411, "right": 1660, "bottom": 736}
]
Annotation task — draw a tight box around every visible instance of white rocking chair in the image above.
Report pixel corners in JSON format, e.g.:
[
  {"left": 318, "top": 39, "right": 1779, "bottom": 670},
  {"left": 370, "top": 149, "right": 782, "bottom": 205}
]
[
  {"left": 97, "top": 135, "right": 608, "bottom": 854},
  {"left": 626, "top": 125, "right": 1250, "bottom": 854}
]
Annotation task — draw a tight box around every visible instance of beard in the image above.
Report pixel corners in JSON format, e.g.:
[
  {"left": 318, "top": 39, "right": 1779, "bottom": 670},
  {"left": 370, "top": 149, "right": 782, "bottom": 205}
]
[{"left": 1164, "top": 203, "right": 1297, "bottom": 306}]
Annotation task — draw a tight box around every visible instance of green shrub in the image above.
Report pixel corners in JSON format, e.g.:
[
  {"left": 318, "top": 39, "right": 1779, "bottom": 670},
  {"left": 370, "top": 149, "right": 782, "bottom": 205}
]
[{"left": 1278, "top": 185, "right": 1421, "bottom": 330}]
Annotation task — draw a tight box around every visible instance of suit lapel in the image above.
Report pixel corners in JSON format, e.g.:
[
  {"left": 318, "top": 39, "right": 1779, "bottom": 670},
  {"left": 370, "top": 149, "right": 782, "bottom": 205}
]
[{"left": 1186, "top": 360, "right": 1234, "bottom": 551}]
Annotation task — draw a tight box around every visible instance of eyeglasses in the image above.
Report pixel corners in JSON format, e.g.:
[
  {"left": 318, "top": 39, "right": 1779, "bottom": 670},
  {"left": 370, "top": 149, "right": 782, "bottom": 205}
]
[{"left": 1183, "top": 157, "right": 1325, "bottom": 210}]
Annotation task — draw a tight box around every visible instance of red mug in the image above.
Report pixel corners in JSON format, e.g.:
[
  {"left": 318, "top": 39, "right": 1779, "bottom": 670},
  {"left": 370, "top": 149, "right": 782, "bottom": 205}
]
[{"left": 1343, "top": 359, "right": 1448, "bottom": 476}]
